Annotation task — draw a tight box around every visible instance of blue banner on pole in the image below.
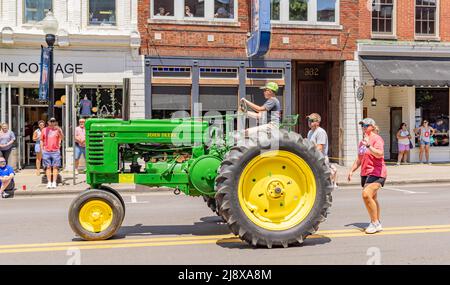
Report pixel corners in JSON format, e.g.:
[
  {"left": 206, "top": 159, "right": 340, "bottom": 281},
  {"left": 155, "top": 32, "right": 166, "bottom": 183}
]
[
  {"left": 246, "top": 0, "right": 271, "bottom": 58},
  {"left": 39, "top": 46, "right": 51, "bottom": 102}
]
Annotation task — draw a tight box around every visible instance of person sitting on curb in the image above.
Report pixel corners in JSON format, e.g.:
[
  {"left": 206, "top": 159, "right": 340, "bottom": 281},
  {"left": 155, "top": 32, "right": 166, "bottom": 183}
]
[{"left": 0, "top": 157, "right": 15, "bottom": 199}]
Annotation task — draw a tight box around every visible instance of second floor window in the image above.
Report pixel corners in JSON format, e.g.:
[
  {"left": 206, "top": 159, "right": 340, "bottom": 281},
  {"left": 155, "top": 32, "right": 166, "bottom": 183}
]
[
  {"left": 289, "top": 0, "right": 308, "bottom": 21},
  {"left": 272, "top": 0, "right": 339, "bottom": 25},
  {"left": 415, "top": 0, "right": 437, "bottom": 36},
  {"left": 24, "top": 0, "right": 52, "bottom": 23},
  {"left": 372, "top": 0, "right": 394, "bottom": 34},
  {"left": 152, "top": 0, "right": 236, "bottom": 21},
  {"left": 89, "top": 0, "right": 116, "bottom": 26}
]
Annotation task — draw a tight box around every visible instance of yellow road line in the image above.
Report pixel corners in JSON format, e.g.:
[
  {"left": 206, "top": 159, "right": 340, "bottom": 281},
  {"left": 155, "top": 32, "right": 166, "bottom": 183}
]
[
  {"left": 0, "top": 234, "right": 236, "bottom": 250},
  {"left": 0, "top": 224, "right": 449, "bottom": 254}
]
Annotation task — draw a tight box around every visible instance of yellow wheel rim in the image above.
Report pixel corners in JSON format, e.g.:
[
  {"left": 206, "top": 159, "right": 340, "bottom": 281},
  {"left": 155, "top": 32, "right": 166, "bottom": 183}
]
[
  {"left": 79, "top": 200, "right": 114, "bottom": 233},
  {"left": 238, "top": 150, "right": 316, "bottom": 231}
]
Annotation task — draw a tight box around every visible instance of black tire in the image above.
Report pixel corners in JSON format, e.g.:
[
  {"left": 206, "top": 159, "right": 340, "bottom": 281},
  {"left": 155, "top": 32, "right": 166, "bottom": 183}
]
[
  {"left": 68, "top": 189, "right": 125, "bottom": 241},
  {"left": 215, "top": 130, "right": 333, "bottom": 248},
  {"left": 98, "top": 185, "right": 126, "bottom": 223}
]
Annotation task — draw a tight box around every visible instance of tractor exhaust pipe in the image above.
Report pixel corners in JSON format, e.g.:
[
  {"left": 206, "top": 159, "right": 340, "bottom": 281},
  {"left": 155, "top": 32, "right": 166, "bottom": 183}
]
[{"left": 122, "top": 78, "right": 130, "bottom": 121}]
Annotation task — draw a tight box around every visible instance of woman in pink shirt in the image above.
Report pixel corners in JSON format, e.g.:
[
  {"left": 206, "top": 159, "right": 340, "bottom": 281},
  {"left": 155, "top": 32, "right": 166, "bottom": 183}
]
[{"left": 347, "top": 118, "right": 387, "bottom": 234}]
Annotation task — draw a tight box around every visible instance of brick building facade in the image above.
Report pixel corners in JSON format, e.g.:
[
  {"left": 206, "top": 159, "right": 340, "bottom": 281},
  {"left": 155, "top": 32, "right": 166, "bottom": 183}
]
[
  {"left": 357, "top": 0, "right": 450, "bottom": 163},
  {"left": 138, "top": 0, "right": 362, "bottom": 164}
]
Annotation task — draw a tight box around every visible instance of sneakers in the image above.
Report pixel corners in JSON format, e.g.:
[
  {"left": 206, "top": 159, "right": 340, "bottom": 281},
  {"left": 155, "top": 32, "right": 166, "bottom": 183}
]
[
  {"left": 396, "top": 162, "right": 400, "bottom": 166},
  {"left": 47, "top": 182, "right": 57, "bottom": 189},
  {"left": 365, "top": 221, "right": 383, "bottom": 234},
  {"left": 75, "top": 169, "right": 79, "bottom": 175}
]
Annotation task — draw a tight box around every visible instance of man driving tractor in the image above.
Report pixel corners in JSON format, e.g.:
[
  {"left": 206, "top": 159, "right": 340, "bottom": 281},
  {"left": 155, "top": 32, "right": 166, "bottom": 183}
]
[{"left": 240, "top": 82, "right": 281, "bottom": 137}]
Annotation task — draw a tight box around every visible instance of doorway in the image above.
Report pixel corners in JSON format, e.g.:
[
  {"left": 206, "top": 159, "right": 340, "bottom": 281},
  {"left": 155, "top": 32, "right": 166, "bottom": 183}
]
[
  {"left": 298, "top": 81, "right": 328, "bottom": 138},
  {"left": 390, "top": 107, "right": 403, "bottom": 160}
]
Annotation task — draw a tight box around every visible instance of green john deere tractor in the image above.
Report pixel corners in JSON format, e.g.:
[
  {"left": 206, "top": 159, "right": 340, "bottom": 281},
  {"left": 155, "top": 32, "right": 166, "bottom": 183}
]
[{"left": 68, "top": 111, "right": 333, "bottom": 248}]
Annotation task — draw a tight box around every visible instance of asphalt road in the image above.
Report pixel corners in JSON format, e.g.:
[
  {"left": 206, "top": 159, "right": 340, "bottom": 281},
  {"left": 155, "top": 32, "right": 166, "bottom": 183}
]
[{"left": 0, "top": 183, "right": 449, "bottom": 265}]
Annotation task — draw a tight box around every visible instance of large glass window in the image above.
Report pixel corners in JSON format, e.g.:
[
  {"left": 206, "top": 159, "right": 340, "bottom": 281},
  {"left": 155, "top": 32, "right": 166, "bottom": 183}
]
[
  {"left": 214, "top": 0, "right": 234, "bottom": 19},
  {"left": 152, "top": 86, "right": 191, "bottom": 119},
  {"left": 415, "top": 89, "right": 449, "bottom": 147},
  {"left": 415, "top": 0, "right": 437, "bottom": 36},
  {"left": 89, "top": 0, "right": 116, "bottom": 26},
  {"left": 372, "top": 0, "right": 394, "bottom": 34},
  {"left": 24, "top": 0, "right": 52, "bottom": 23},
  {"left": 317, "top": 0, "right": 336, "bottom": 22},
  {"left": 289, "top": 0, "right": 308, "bottom": 21},
  {"left": 184, "top": 0, "right": 205, "bottom": 18}
]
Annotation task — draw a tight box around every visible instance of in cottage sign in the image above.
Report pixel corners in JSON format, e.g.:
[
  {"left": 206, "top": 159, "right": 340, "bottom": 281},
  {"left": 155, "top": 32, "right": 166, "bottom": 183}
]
[{"left": 0, "top": 61, "right": 83, "bottom": 75}]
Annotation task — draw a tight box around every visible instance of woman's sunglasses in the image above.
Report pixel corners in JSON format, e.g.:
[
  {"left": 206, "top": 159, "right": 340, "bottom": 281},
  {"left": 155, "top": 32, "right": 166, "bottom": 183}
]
[
  {"left": 361, "top": 124, "right": 371, "bottom": 128},
  {"left": 0, "top": 161, "right": 6, "bottom": 165}
]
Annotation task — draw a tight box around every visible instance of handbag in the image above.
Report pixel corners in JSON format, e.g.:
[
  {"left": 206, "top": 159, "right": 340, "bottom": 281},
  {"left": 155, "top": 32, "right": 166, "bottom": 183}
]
[{"left": 409, "top": 140, "right": 414, "bottom": 149}]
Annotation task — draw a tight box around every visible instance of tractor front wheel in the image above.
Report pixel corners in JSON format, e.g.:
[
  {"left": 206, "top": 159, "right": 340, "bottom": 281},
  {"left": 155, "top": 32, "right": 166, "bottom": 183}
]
[
  {"left": 68, "top": 189, "right": 125, "bottom": 241},
  {"left": 215, "top": 131, "right": 333, "bottom": 248}
]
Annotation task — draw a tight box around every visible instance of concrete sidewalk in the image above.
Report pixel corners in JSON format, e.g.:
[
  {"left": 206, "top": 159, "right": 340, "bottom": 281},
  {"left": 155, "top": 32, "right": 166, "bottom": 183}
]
[{"left": 6, "top": 163, "right": 450, "bottom": 196}]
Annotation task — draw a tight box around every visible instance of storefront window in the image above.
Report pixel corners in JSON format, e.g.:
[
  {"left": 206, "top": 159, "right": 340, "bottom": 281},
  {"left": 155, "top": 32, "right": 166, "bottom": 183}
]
[
  {"left": 24, "top": 0, "right": 52, "bottom": 23},
  {"left": 317, "top": 0, "right": 336, "bottom": 22},
  {"left": 289, "top": 0, "right": 308, "bottom": 21},
  {"left": 153, "top": 0, "right": 175, "bottom": 17},
  {"left": 184, "top": 0, "right": 205, "bottom": 18},
  {"left": 152, "top": 86, "right": 191, "bottom": 119},
  {"left": 89, "top": 0, "right": 116, "bottom": 26},
  {"left": 415, "top": 89, "right": 449, "bottom": 147},
  {"left": 76, "top": 87, "right": 123, "bottom": 119},
  {"left": 214, "top": 0, "right": 234, "bottom": 19}
]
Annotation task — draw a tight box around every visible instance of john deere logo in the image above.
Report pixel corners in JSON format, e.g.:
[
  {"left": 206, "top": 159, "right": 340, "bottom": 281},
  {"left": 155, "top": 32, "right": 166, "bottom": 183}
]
[{"left": 110, "top": 133, "right": 116, "bottom": 137}]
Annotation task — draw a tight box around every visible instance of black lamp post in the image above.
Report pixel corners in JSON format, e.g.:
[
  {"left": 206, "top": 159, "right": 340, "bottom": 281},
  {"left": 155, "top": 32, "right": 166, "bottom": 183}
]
[{"left": 42, "top": 11, "right": 59, "bottom": 119}]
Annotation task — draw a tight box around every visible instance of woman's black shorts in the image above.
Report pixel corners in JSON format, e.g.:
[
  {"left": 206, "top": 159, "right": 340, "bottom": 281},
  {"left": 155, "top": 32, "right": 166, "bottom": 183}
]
[{"left": 361, "top": 176, "right": 386, "bottom": 187}]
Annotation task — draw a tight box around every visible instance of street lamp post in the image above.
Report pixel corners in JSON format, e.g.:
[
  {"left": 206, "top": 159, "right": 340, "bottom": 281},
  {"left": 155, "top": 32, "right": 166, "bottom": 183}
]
[{"left": 42, "top": 11, "right": 59, "bottom": 119}]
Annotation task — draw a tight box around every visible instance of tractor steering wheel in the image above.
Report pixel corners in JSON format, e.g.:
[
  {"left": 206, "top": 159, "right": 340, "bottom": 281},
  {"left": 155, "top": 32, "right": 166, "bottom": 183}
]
[{"left": 239, "top": 99, "right": 248, "bottom": 113}]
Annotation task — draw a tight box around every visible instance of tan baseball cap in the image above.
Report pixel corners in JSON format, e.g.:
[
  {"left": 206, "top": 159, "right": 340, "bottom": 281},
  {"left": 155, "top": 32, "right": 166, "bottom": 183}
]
[{"left": 307, "top": 113, "right": 321, "bottom": 122}]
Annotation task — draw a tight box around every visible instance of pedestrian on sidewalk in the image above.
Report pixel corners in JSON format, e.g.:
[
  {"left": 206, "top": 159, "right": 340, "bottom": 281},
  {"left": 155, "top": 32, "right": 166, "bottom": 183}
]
[
  {"left": 347, "top": 118, "right": 387, "bottom": 234},
  {"left": 396, "top": 122, "right": 411, "bottom": 166},
  {"left": 41, "top": 118, "right": 64, "bottom": 189},
  {"left": 306, "top": 113, "right": 337, "bottom": 186},
  {"left": 0, "top": 123, "right": 16, "bottom": 164},
  {"left": 414, "top": 120, "right": 435, "bottom": 164},
  {"left": 0, "top": 157, "right": 15, "bottom": 199},
  {"left": 74, "top": 118, "right": 86, "bottom": 175},
  {"left": 32, "top": 120, "right": 46, "bottom": 176}
]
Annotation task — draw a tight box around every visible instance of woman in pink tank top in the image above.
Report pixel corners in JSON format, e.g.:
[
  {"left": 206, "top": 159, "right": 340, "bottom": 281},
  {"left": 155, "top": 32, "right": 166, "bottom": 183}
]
[{"left": 347, "top": 118, "right": 387, "bottom": 234}]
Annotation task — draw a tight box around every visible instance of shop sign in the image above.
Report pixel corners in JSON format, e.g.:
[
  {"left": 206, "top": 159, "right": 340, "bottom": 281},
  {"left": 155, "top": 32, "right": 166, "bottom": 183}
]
[
  {"left": 246, "top": 0, "right": 271, "bottom": 58},
  {"left": 0, "top": 61, "right": 83, "bottom": 75}
]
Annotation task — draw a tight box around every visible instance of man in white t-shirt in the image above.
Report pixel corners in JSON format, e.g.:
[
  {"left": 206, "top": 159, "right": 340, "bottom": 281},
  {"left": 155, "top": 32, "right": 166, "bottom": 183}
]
[{"left": 306, "top": 113, "right": 337, "bottom": 187}]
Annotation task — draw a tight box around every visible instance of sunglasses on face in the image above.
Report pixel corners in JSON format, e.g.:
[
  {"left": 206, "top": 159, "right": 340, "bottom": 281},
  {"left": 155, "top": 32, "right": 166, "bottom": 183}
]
[
  {"left": 361, "top": 124, "right": 371, "bottom": 128},
  {"left": 0, "top": 161, "right": 6, "bottom": 164},
  {"left": 308, "top": 118, "right": 318, "bottom": 123}
]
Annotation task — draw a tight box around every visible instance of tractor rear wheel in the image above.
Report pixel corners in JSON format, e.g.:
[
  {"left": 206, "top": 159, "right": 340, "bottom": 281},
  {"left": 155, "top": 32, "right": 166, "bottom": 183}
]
[
  {"left": 68, "top": 189, "right": 125, "bottom": 241},
  {"left": 215, "top": 131, "right": 333, "bottom": 248}
]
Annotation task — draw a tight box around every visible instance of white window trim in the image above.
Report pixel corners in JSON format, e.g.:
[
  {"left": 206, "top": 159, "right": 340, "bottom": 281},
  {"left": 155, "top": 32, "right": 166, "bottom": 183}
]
[
  {"left": 87, "top": 0, "right": 118, "bottom": 28},
  {"left": 21, "top": 0, "right": 54, "bottom": 26},
  {"left": 150, "top": 0, "right": 238, "bottom": 23},
  {"left": 371, "top": 0, "right": 397, "bottom": 38},
  {"left": 272, "top": 0, "right": 340, "bottom": 26},
  {"left": 414, "top": 0, "right": 440, "bottom": 40}
]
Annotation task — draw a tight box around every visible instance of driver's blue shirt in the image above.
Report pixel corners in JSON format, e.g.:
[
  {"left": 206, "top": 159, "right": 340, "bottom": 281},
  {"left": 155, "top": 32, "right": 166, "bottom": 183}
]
[{"left": 0, "top": 165, "right": 14, "bottom": 187}]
